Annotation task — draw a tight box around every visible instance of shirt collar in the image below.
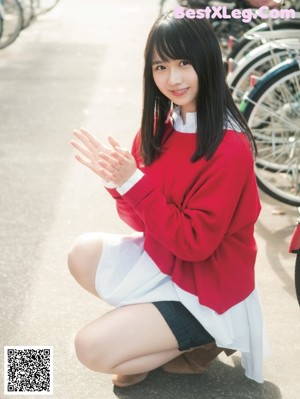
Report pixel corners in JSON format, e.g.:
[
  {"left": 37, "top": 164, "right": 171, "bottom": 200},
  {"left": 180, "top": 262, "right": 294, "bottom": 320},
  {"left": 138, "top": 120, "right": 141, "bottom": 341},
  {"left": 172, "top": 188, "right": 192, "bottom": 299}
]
[
  {"left": 171, "top": 106, "right": 242, "bottom": 133},
  {"left": 171, "top": 106, "right": 197, "bottom": 133}
]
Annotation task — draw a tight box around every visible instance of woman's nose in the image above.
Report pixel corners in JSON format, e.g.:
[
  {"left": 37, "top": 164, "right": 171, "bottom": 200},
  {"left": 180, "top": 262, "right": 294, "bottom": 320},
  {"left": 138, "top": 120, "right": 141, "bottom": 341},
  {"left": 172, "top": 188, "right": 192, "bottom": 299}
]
[{"left": 168, "top": 68, "right": 182, "bottom": 86}]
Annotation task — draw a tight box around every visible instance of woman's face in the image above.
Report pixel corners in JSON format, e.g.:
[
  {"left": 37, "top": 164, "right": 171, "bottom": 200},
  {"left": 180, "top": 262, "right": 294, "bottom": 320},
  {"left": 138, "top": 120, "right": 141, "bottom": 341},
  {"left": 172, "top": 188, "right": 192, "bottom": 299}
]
[{"left": 152, "top": 49, "right": 199, "bottom": 119}]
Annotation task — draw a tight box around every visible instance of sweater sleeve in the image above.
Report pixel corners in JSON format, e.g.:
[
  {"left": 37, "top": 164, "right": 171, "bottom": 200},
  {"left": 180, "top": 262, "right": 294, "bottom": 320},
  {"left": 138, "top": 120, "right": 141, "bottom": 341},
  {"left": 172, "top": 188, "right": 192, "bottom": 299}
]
[
  {"left": 105, "top": 187, "right": 145, "bottom": 232},
  {"left": 119, "top": 139, "right": 259, "bottom": 261}
]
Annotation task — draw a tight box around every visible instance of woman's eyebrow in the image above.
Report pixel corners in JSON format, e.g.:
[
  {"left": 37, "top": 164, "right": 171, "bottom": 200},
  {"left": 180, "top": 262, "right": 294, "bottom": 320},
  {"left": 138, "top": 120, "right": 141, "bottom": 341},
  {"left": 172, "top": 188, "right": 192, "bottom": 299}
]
[{"left": 152, "top": 60, "right": 164, "bottom": 65}]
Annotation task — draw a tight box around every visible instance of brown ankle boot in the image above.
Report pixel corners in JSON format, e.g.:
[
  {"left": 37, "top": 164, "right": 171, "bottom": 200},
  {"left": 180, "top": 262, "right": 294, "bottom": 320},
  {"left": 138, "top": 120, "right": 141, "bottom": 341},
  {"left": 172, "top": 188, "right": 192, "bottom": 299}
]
[
  {"left": 112, "top": 372, "right": 148, "bottom": 388},
  {"left": 162, "top": 343, "right": 235, "bottom": 374}
]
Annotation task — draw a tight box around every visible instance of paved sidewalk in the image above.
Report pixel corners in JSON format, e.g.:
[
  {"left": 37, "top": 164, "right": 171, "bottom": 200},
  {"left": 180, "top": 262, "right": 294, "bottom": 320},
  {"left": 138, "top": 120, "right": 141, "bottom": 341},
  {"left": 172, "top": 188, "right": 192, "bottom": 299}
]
[{"left": 0, "top": 1, "right": 299, "bottom": 398}]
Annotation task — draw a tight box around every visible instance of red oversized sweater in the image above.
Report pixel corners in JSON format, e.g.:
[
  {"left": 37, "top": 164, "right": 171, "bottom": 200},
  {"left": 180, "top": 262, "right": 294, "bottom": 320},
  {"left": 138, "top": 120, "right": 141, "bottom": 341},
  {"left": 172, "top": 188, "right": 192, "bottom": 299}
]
[{"left": 106, "top": 120, "right": 261, "bottom": 314}]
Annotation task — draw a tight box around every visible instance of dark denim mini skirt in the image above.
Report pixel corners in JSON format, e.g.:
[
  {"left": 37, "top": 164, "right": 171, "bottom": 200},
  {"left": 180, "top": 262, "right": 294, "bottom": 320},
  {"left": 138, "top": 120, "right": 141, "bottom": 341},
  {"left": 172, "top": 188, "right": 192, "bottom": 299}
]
[{"left": 153, "top": 301, "right": 215, "bottom": 351}]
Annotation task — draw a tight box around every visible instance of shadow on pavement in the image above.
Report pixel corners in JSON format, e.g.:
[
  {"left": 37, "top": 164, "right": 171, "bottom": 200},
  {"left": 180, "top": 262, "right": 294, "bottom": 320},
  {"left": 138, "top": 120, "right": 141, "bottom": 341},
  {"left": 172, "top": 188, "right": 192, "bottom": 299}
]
[
  {"left": 113, "top": 356, "right": 281, "bottom": 399},
  {"left": 255, "top": 194, "right": 296, "bottom": 300}
]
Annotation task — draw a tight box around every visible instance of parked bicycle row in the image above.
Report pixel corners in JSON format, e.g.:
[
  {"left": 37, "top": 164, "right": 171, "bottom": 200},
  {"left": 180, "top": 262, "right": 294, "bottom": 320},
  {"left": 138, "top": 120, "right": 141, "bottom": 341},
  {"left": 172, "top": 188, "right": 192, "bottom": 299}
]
[
  {"left": 0, "top": 0, "right": 60, "bottom": 49},
  {"left": 225, "top": 15, "right": 300, "bottom": 207},
  {"left": 161, "top": 0, "right": 300, "bottom": 54}
]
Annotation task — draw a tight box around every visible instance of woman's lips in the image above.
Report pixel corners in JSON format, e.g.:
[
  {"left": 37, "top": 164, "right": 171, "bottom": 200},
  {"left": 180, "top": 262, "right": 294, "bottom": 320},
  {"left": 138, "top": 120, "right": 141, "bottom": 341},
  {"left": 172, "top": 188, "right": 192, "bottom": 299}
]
[{"left": 170, "top": 88, "right": 188, "bottom": 97}]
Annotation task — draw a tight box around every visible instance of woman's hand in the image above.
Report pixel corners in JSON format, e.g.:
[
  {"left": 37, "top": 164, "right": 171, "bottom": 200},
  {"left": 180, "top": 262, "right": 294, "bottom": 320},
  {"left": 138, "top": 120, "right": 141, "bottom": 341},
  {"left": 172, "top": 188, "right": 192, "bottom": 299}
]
[
  {"left": 70, "top": 128, "right": 137, "bottom": 186},
  {"left": 98, "top": 137, "right": 137, "bottom": 187},
  {"left": 70, "top": 127, "right": 120, "bottom": 178}
]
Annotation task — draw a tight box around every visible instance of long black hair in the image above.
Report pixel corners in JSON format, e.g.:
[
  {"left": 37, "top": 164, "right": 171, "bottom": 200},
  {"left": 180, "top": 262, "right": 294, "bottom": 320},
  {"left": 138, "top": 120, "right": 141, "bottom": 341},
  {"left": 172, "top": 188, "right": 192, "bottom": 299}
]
[{"left": 141, "top": 11, "right": 257, "bottom": 165}]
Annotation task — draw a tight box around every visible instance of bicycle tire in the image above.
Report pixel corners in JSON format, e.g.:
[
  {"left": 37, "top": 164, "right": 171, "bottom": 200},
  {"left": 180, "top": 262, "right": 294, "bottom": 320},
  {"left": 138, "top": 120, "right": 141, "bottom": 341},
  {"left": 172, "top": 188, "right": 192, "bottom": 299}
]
[
  {"left": 241, "top": 59, "right": 300, "bottom": 207},
  {"left": 0, "top": 12, "right": 3, "bottom": 39},
  {"left": 19, "top": 0, "right": 33, "bottom": 28},
  {"left": 227, "top": 22, "right": 270, "bottom": 62},
  {"left": 229, "top": 46, "right": 292, "bottom": 102},
  {"left": 227, "top": 20, "right": 300, "bottom": 62},
  {"left": 0, "top": 0, "right": 23, "bottom": 49},
  {"left": 31, "top": 0, "right": 59, "bottom": 16},
  {"left": 295, "top": 252, "right": 300, "bottom": 305}
]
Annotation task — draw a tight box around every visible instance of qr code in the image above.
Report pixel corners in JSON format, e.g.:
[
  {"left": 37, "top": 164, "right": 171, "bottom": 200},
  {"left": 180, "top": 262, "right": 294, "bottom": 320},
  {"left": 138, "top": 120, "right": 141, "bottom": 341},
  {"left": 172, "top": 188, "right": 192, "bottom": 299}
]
[{"left": 4, "top": 346, "right": 53, "bottom": 396}]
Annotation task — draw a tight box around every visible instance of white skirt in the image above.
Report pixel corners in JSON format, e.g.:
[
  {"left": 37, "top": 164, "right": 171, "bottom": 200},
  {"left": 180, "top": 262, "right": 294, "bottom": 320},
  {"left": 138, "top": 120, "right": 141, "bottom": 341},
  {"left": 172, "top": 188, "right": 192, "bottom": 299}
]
[{"left": 95, "top": 232, "right": 269, "bottom": 383}]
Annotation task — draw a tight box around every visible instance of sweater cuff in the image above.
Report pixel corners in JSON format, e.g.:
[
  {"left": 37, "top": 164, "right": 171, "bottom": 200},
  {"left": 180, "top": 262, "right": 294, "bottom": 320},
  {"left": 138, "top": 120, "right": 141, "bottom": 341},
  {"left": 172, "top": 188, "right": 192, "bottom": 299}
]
[
  {"left": 121, "top": 174, "right": 154, "bottom": 207},
  {"left": 117, "top": 169, "right": 144, "bottom": 195}
]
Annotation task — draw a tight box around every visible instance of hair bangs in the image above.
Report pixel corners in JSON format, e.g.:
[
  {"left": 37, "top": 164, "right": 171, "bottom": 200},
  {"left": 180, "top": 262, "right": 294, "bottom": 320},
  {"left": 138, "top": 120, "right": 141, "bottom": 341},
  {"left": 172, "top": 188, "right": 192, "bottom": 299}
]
[{"left": 151, "top": 23, "right": 191, "bottom": 63}]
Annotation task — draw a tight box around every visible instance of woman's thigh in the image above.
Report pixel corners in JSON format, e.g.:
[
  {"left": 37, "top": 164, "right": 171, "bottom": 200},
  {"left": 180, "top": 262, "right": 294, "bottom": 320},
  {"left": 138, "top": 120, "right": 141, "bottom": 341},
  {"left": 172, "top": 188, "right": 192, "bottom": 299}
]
[
  {"left": 75, "top": 303, "right": 181, "bottom": 373},
  {"left": 68, "top": 232, "right": 104, "bottom": 296}
]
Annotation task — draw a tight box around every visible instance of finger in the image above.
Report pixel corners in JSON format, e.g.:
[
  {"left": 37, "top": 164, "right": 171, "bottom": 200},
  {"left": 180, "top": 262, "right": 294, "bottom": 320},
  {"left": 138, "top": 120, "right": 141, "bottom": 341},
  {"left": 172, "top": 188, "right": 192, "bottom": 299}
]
[
  {"left": 75, "top": 154, "right": 111, "bottom": 179},
  {"left": 98, "top": 159, "right": 119, "bottom": 175},
  {"left": 74, "top": 154, "right": 94, "bottom": 170},
  {"left": 73, "top": 129, "right": 96, "bottom": 153},
  {"left": 108, "top": 136, "right": 121, "bottom": 149},
  {"left": 110, "top": 150, "right": 127, "bottom": 165},
  {"left": 98, "top": 166, "right": 114, "bottom": 181},
  {"left": 98, "top": 156, "right": 121, "bottom": 176},
  {"left": 99, "top": 152, "right": 121, "bottom": 170},
  {"left": 113, "top": 146, "right": 132, "bottom": 160},
  {"left": 70, "top": 140, "right": 92, "bottom": 160},
  {"left": 79, "top": 127, "right": 101, "bottom": 148}
]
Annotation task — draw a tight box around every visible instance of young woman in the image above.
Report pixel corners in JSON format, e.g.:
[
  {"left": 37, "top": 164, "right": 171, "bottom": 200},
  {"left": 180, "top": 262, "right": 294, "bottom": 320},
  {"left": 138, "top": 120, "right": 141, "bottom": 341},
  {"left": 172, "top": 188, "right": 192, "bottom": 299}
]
[{"left": 68, "top": 11, "right": 267, "bottom": 388}]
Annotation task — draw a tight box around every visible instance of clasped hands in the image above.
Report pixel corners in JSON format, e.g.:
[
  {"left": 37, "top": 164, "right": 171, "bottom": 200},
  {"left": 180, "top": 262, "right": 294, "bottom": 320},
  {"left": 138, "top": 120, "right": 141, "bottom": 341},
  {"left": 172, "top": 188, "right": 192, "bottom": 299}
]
[{"left": 70, "top": 128, "right": 137, "bottom": 187}]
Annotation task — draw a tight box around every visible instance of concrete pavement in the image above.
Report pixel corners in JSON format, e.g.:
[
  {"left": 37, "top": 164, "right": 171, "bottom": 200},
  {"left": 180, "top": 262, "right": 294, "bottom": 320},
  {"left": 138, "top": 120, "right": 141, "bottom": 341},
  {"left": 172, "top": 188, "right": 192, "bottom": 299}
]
[{"left": 0, "top": 1, "right": 299, "bottom": 398}]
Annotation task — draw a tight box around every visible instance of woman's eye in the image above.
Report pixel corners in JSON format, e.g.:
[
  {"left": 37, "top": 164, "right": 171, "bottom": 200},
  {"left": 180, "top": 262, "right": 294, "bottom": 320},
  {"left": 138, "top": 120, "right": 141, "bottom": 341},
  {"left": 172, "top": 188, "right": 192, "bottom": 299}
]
[
  {"left": 154, "top": 65, "right": 165, "bottom": 71},
  {"left": 180, "top": 60, "right": 190, "bottom": 66}
]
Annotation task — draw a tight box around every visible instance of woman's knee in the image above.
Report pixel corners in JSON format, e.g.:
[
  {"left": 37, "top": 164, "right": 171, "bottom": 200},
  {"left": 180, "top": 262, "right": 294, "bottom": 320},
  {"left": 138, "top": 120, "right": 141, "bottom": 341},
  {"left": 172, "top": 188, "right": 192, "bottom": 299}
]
[
  {"left": 67, "top": 233, "right": 104, "bottom": 295},
  {"left": 68, "top": 233, "right": 103, "bottom": 277},
  {"left": 74, "top": 328, "right": 96, "bottom": 371},
  {"left": 74, "top": 325, "right": 112, "bottom": 373}
]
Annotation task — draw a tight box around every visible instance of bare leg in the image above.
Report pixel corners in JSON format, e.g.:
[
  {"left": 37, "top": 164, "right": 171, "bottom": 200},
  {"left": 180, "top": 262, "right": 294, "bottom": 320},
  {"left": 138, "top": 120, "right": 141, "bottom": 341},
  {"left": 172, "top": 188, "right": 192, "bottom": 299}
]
[
  {"left": 67, "top": 232, "right": 104, "bottom": 296},
  {"left": 68, "top": 235, "right": 181, "bottom": 376},
  {"left": 74, "top": 303, "right": 181, "bottom": 375}
]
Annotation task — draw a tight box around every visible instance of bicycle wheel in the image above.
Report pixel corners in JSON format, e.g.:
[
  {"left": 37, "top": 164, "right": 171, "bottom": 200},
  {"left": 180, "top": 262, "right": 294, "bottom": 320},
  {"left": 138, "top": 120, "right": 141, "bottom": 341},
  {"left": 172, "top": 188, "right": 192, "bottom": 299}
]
[
  {"left": 0, "top": 0, "right": 23, "bottom": 49},
  {"left": 241, "top": 59, "right": 300, "bottom": 207},
  {"left": 295, "top": 252, "right": 300, "bottom": 305},
  {"left": 228, "top": 43, "right": 296, "bottom": 103},
  {"left": 19, "top": 0, "right": 33, "bottom": 28},
  {"left": 227, "top": 20, "right": 300, "bottom": 63},
  {"left": 0, "top": 12, "right": 3, "bottom": 39},
  {"left": 31, "top": 0, "right": 59, "bottom": 16}
]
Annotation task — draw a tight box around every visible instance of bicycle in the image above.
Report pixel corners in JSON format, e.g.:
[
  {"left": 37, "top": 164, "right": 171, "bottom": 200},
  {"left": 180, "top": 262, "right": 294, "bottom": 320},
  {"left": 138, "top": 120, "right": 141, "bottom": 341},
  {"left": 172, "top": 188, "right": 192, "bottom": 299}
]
[
  {"left": 0, "top": 0, "right": 60, "bottom": 49},
  {"left": 239, "top": 44, "right": 300, "bottom": 207},
  {"left": 227, "top": 16, "right": 300, "bottom": 63},
  {"left": 227, "top": 29, "right": 300, "bottom": 102},
  {"left": 31, "top": 0, "right": 59, "bottom": 17},
  {"left": 0, "top": 0, "right": 23, "bottom": 49},
  {"left": 19, "top": 0, "right": 33, "bottom": 28},
  {"left": 0, "top": 8, "right": 2, "bottom": 38}
]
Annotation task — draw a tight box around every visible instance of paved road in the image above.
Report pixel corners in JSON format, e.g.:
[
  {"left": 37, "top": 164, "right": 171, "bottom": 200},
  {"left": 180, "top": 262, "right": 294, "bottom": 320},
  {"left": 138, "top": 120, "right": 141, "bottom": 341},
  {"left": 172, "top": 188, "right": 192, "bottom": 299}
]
[{"left": 0, "top": 1, "right": 299, "bottom": 398}]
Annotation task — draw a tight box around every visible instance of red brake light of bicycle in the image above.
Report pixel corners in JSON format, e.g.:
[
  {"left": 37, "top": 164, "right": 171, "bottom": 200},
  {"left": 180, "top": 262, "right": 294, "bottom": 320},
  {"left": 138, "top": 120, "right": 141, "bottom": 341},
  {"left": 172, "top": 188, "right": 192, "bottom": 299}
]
[
  {"left": 250, "top": 75, "right": 260, "bottom": 88},
  {"left": 289, "top": 224, "right": 300, "bottom": 253},
  {"left": 228, "top": 36, "right": 236, "bottom": 51}
]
